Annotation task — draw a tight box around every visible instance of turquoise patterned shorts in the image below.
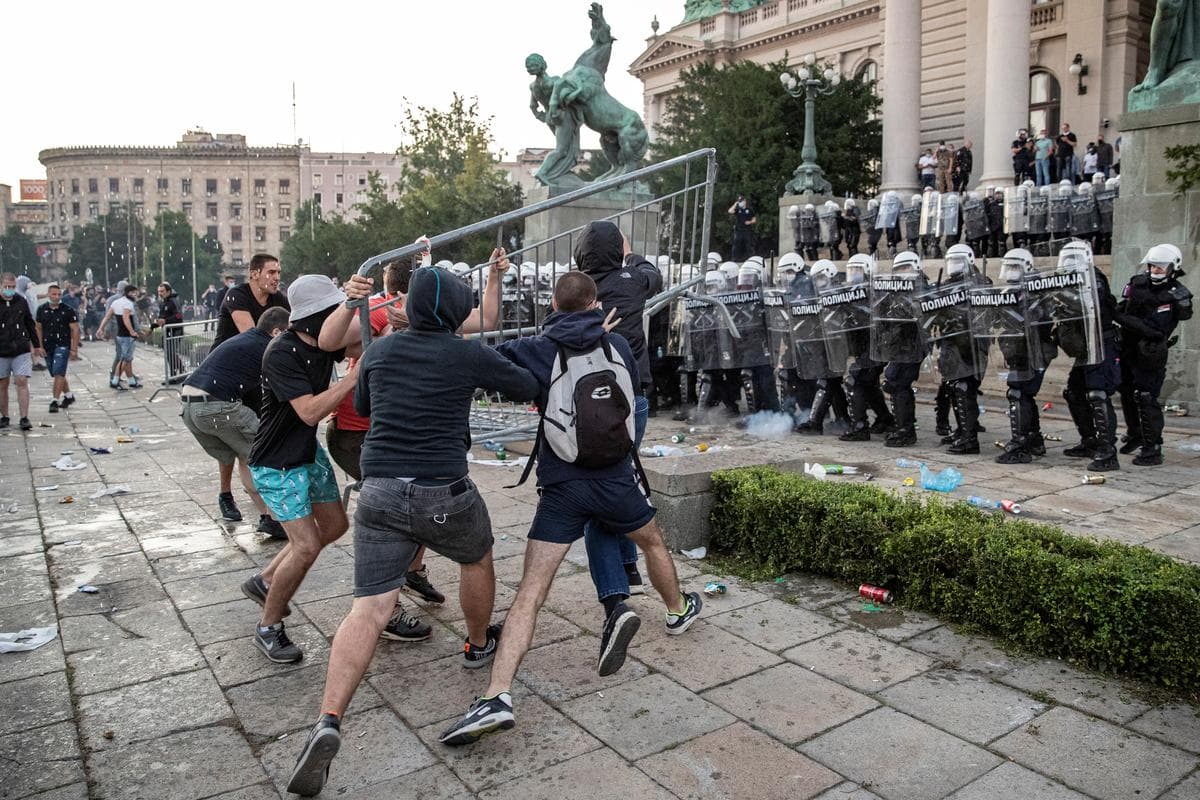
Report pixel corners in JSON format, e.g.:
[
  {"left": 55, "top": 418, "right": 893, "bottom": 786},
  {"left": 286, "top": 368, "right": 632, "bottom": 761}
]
[{"left": 250, "top": 447, "right": 341, "bottom": 522}]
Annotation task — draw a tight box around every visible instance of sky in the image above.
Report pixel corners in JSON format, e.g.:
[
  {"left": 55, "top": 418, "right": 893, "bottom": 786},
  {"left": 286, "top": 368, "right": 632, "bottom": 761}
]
[{"left": 2, "top": 0, "right": 687, "bottom": 197}]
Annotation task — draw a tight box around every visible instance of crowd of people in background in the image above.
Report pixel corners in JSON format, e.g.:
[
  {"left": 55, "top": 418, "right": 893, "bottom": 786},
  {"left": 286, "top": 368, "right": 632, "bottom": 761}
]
[{"left": 1010, "top": 123, "right": 1118, "bottom": 186}]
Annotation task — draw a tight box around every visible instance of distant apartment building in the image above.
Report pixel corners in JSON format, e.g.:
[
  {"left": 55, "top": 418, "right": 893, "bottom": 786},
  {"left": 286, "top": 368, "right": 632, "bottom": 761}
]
[{"left": 299, "top": 150, "right": 405, "bottom": 222}]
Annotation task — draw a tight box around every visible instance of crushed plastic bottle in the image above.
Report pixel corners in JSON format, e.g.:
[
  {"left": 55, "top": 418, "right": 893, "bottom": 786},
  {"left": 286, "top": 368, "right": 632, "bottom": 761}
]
[
  {"left": 639, "top": 445, "right": 684, "bottom": 458},
  {"left": 966, "top": 495, "right": 1022, "bottom": 514},
  {"left": 920, "top": 464, "right": 963, "bottom": 492},
  {"left": 1179, "top": 443, "right": 1200, "bottom": 452},
  {"left": 895, "top": 458, "right": 925, "bottom": 469}
]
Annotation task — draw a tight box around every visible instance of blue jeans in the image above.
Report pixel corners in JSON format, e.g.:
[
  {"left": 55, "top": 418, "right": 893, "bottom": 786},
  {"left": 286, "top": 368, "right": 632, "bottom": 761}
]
[
  {"left": 585, "top": 394, "right": 648, "bottom": 602},
  {"left": 1035, "top": 159, "right": 1051, "bottom": 186}
]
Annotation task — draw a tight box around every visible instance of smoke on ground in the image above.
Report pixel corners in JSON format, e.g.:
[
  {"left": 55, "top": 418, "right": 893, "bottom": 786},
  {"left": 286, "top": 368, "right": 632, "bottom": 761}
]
[{"left": 742, "top": 411, "right": 795, "bottom": 440}]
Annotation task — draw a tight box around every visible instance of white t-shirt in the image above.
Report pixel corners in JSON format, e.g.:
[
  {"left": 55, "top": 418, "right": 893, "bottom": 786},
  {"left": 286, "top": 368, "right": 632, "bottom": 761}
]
[
  {"left": 919, "top": 155, "right": 937, "bottom": 175},
  {"left": 1083, "top": 152, "right": 1098, "bottom": 173},
  {"left": 110, "top": 296, "right": 138, "bottom": 337}
]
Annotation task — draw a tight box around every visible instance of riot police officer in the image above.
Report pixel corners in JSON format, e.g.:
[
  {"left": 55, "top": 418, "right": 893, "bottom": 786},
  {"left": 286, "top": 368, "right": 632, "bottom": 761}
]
[
  {"left": 819, "top": 201, "right": 844, "bottom": 261},
  {"left": 987, "top": 187, "right": 1006, "bottom": 258},
  {"left": 873, "top": 250, "right": 929, "bottom": 446},
  {"left": 1116, "top": 244, "right": 1193, "bottom": 466},
  {"left": 795, "top": 260, "right": 850, "bottom": 434},
  {"left": 833, "top": 254, "right": 895, "bottom": 441},
  {"left": 864, "top": 199, "right": 883, "bottom": 258},
  {"left": 842, "top": 199, "right": 861, "bottom": 255},
  {"left": 925, "top": 244, "right": 988, "bottom": 454},
  {"left": 799, "top": 203, "right": 820, "bottom": 262}
]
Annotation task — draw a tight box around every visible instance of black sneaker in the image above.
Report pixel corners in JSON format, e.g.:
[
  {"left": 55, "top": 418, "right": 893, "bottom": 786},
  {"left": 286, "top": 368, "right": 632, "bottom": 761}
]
[
  {"left": 218, "top": 492, "right": 242, "bottom": 521},
  {"left": 254, "top": 621, "right": 303, "bottom": 663},
  {"left": 240, "top": 573, "right": 291, "bottom": 617},
  {"left": 438, "top": 693, "right": 514, "bottom": 746},
  {"left": 286, "top": 714, "right": 341, "bottom": 797},
  {"left": 625, "top": 565, "right": 645, "bottom": 596},
  {"left": 256, "top": 515, "right": 288, "bottom": 540},
  {"left": 48, "top": 401, "right": 60, "bottom": 414},
  {"left": 380, "top": 607, "right": 432, "bottom": 642},
  {"left": 60, "top": 395, "right": 75, "bottom": 409},
  {"left": 665, "top": 591, "right": 703, "bottom": 636},
  {"left": 18, "top": 418, "right": 32, "bottom": 431},
  {"left": 403, "top": 566, "right": 446, "bottom": 605},
  {"left": 0, "top": 417, "right": 8, "bottom": 429},
  {"left": 598, "top": 603, "right": 641, "bottom": 677},
  {"left": 463, "top": 623, "right": 502, "bottom": 669}
]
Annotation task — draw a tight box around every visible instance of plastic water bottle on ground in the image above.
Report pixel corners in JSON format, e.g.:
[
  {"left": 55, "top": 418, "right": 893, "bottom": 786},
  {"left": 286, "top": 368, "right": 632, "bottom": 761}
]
[
  {"left": 920, "top": 464, "right": 963, "bottom": 492},
  {"left": 895, "top": 458, "right": 925, "bottom": 469}
]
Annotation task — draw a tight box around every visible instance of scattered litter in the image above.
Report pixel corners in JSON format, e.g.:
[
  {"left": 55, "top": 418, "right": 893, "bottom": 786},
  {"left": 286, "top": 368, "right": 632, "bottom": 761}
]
[
  {"left": 1081, "top": 474, "right": 1106, "bottom": 485},
  {"left": 90, "top": 485, "right": 132, "bottom": 499},
  {"left": 596, "top": 691, "right": 604, "bottom": 699},
  {"left": 703, "top": 582, "right": 727, "bottom": 597},
  {"left": 465, "top": 454, "right": 528, "bottom": 468},
  {"left": 671, "top": 433, "right": 687, "bottom": 444},
  {"left": 62, "top": 540, "right": 82, "bottom": 546},
  {"left": 277, "top": 733, "right": 289, "bottom": 741},
  {"left": 1044, "top": 434, "right": 1063, "bottom": 442},
  {"left": 127, "top": 425, "right": 141, "bottom": 433},
  {"left": 860, "top": 602, "right": 884, "bottom": 613},
  {"left": 36, "top": 485, "right": 59, "bottom": 492},
  {"left": 89, "top": 447, "right": 113, "bottom": 455},
  {"left": 356, "top": 731, "right": 368, "bottom": 739},
  {"left": 37, "top": 422, "right": 53, "bottom": 428},
  {"left": 920, "top": 464, "right": 963, "bottom": 493},
  {"left": 58, "top": 496, "right": 74, "bottom": 505},
  {"left": 902, "top": 477, "right": 915, "bottom": 486},
  {"left": 78, "top": 585, "right": 100, "bottom": 594},
  {"left": 116, "top": 436, "right": 134, "bottom": 444},
  {"left": 640, "top": 445, "right": 683, "bottom": 458},
  {"left": 859, "top": 584, "right": 893, "bottom": 603},
  {"left": 894, "top": 458, "right": 924, "bottom": 469},
  {"left": 804, "top": 462, "right": 827, "bottom": 480},
  {"left": 680, "top": 546, "right": 707, "bottom": 560},
  {"left": 1061, "top": 508, "right": 1072, "bottom": 514},
  {"left": 6, "top": 503, "right": 18, "bottom": 513},
  {"left": 807, "top": 463, "right": 858, "bottom": 476},
  {"left": 1165, "top": 404, "right": 1188, "bottom": 417},
  {"left": 966, "top": 496, "right": 1021, "bottom": 514},
  {"left": 695, "top": 443, "right": 708, "bottom": 452},
  {"left": 1179, "top": 443, "right": 1200, "bottom": 453},
  {"left": 59, "top": 449, "right": 73, "bottom": 455},
  {"left": 481, "top": 441, "right": 505, "bottom": 452},
  {"left": 1042, "top": 402, "right": 1054, "bottom": 411},
  {"left": 499, "top": 534, "right": 509, "bottom": 541},
  {"left": 0, "top": 626, "right": 58, "bottom": 653},
  {"left": 103, "top": 731, "right": 115, "bottom": 740},
  {"left": 774, "top": 576, "right": 785, "bottom": 584},
  {"left": 53, "top": 455, "right": 87, "bottom": 471},
  {"left": 994, "top": 441, "right": 1006, "bottom": 449}
]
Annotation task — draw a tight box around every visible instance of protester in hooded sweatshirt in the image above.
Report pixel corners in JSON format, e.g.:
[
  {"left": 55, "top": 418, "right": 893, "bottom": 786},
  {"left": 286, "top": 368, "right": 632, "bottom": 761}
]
[
  {"left": 0, "top": 272, "right": 40, "bottom": 430},
  {"left": 573, "top": 221, "right": 663, "bottom": 607},
  {"left": 284, "top": 265, "right": 538, "bottom": 797}
]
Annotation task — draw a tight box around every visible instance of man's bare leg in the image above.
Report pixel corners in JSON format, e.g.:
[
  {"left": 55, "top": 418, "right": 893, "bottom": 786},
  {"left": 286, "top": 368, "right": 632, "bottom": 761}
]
[
  {"left": 219, "top": 461, "right": 235, "bottom": 494},
  {"left": 260, "top": 502, "right": 347, "bottom": 626},
  {"left": 0, "top": 377, "right": 9, "bottom": 418},
  {"left": 320, "top": 589, "right": 400, "bottom": 716},
  {"left": 237, "top": 459, "right": 271, "bottom": 517},
  {"left": 458, "top": 550, "right": 495, "bottom": 647},
  {"left": 484, "top": 540, "right": 569, "bottom": 697},
  {"left": 627, "top": 521, "right": 686, "bottom": 615},
  {"left": 14, "top": 376, "right": 29, "bottom": 419}
]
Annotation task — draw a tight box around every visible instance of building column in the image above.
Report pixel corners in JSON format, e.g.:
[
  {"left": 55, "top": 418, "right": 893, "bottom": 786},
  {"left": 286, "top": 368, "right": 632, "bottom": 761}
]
[
  {"left": 879, "top": 0, "right": 922, "bottom": 196},
  {"left": 978, "top": 0, "right": 1030, "bottom": 187}
]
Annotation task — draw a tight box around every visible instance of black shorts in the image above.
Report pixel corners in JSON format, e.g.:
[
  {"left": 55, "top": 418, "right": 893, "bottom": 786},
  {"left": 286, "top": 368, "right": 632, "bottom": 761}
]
[{"left": 528, "top": 475, "right": 656, "bottom": 545}]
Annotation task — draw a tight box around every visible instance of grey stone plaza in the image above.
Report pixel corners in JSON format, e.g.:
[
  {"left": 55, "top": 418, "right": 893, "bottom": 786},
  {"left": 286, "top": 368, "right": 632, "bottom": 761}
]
[{"left": 3, "top": 340, "right": 1200, "bottom": 800}]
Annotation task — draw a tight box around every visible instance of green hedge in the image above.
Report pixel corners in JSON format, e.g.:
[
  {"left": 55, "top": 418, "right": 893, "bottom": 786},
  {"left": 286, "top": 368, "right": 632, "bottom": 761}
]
[{"left": 710, "top": 467, "right": 1200, "bottom": 690}]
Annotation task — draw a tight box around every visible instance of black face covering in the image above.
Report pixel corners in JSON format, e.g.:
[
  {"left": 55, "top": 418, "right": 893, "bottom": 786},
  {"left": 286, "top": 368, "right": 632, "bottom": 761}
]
[{"left": 290, "top": 305, "right": 338, "bottom": 338}]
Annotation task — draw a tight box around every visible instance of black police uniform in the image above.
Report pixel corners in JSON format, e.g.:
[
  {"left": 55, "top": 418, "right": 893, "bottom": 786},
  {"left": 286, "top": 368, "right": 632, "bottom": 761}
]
[{"left": 1062, "top": 269, "right": 1122, "bottom": 470}]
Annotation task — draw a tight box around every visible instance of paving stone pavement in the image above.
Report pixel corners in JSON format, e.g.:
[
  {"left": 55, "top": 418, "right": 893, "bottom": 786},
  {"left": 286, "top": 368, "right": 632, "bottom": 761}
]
[{"left": 2, "top": 343, "right": 1200, "bottom": 800}]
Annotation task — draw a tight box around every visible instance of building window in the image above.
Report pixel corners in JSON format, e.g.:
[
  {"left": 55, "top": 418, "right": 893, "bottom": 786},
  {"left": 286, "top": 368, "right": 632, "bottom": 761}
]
[
  {"left": 206, "top": 225, "right": 219, "bottom": 240},
  {"left": 109, "top": 201, "right": 122, "bottom": 215},
  {"left": 254, "top": 179, "right": 266, "bottom": 197},
  {"left": 230, "top": 177, "right": 242, "bottom": 195},
  {"left": 335, "top": 173, "right": 344, "bottom": 186},
  {"left": 181, "top": 178, "right": 192, "bottom": 195},
  {"left": 280, "top": 226, "right": 291, "bottom": 242},
  {"left": 206, "top": 178, "right": 217, "bottom": 196},
  {"left": 232, "top": 249, "right": 244, "bottom": 266},
  {"left": 71, "top": 179, "right": 80, "bottom": 195},
  {"left": 88, "top": 178, "right": 98, "bottom": 194},
  {"left": 88, "top": 201, "right": 98, "bottom": 218},
  {"left": 134, "top": 202, "right": 144, "bottom": 218},
  {"left": 358, "top": 175, "right": 367, "bottom": 186},
  {"left": 230, "top": 202, "right": 242, "bottom": 220},
  {"left": 1029, "top": 69, "right": 1061, "bottom": 139},
  {"left": 279, "top": 178, "right": 291, "bottom": 194},
  {"left": 254, "top": 226, "right": 266, "bottom": 242},
  {"left": 279, "top": 203, "right": 291, "bottom": 220},
  {"left": 335, "top": 192, "right": 344, "bottom": 206},
  {"left": 57, "top": 180, "right": 64, "bottom": 196},
  {"left": 206, "top": 202, "right": 219, "bottom": 220},
  {"left": 133, "top": 178, "right": 144, "bottom": 194},
  {"left": 157, "top": 177, "right": 169, "bottom": 194},
  {"left": 313, "top": 173, "right": 323, "bottom": 187},
  {"left": 109, "top": 177, "right": 120, "bottom": 194},
  {"left": 71, "top": 202, "right": 80, "bottom": 218},
  {"left": 231, "top": 225, "right": 243, "bottom": 242},
  {"left": 182, "top": 202, "right": 193, "bottom": 217},
  {"left": 255, "top": 204, "right": 267, "bottom": 220}
]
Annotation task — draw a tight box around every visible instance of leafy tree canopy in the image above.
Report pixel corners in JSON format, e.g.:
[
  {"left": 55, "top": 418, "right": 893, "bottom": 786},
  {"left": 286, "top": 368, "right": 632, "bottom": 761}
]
[
  {"left": 143, "top": 210, "right": 224, "bottom": 301},
  {"left": 0, "top": 225, "right": 40, "bottom": 277}
]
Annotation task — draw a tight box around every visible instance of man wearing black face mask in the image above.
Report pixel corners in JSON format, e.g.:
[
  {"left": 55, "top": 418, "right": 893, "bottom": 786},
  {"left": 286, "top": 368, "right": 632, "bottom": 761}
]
[{"left": 243, "top": 274, "right": 358, "bottom": 665}]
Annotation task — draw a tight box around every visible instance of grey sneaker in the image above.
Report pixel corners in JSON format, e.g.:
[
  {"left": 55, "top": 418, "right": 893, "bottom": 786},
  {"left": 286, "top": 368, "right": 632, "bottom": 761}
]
[
  {"left": 463, "top": 623, "right": 502, "bottom": 669},
  {"left": 438, "top": 693, "right": 514, "bottom": 746},
  {"left": 402, "top": 566, "right": 446, "bottom": 605},
  {"left": 240, "top": 574, "right": 290, "bottom": 617},
  {"left": 254, "top": 621, "right": 303, "bottom": 663},
  {"left": 665, "top": 591, "right": 702, "bottom": 636},
  {"left": 286, "top": 714, "right": 341, "bottom": 797},
  {"left": 380, "top": 607, "right": 432, "bottom": 642},
  {"left": 256, "top": 515, "right": 288, "bottom": 540},
  {"left": 598, "top": 602, "right": 641, "bottom": 677}
]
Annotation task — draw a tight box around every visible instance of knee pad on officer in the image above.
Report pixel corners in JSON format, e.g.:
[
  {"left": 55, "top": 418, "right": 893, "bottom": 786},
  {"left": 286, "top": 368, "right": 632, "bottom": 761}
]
[
  {"left": 1086, "top": 388, "right": 1108, "bottom": 404},
  {"left": 953, "top": 379, "right": 973, "bottom": 397},
  {"left": 1006, "top": 387, "right": 1023, "bottom": 404}
]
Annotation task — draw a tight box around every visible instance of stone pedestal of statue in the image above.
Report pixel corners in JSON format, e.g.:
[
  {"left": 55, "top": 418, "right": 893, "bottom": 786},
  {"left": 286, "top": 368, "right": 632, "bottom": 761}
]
[
  {"left": 1113, "top": 101, "right": 1200, "bottom": 407},
  {"left": 523, "top": 182, "right": 661, "bottom": 260}
]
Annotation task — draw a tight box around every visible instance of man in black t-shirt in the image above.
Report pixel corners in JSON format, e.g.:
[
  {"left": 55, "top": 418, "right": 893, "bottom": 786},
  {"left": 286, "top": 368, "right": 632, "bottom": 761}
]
[
  {"left": 1057, "top": 123, "right": 1078, "bottom": 183},
  {"left": 243, "top": 274, "right": 358, "bottom": 665},
  {"left": 212, "top": 254, "right": 289, "bottom": 349},
  {"left": 1011, "top": 129, "right": 1031, "bottom": 185},
  {"left": 35, "top": 285, "right": 80, "bottom": 413},
  {"left": 728, "top": 194, "right": 757, "bottom": 261}
]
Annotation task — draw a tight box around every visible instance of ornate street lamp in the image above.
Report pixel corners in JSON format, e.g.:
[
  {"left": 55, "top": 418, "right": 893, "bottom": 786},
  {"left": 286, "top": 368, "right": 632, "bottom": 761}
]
[{"left": 781, "top": 53, "right": 841, "bottom": 195}]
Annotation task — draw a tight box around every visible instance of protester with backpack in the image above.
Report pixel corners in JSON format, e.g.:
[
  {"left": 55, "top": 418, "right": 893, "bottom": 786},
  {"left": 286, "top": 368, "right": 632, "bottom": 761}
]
[{"left": 438, "top": 270, "right": 702, "bottom": 748}]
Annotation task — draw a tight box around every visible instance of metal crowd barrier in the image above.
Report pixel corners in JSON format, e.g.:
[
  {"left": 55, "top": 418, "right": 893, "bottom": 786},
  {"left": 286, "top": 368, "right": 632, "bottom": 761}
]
[
  {"left": 148, "top": 320, "right": 219, "bottom": 400},
  {"left": 352, "top": 148, "right": 719, "bottom": 445}
]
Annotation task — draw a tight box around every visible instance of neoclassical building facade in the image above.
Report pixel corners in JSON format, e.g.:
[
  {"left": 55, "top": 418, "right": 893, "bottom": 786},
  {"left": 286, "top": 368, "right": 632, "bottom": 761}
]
[{"left": 631, "top": 0, "right": 1153, "bottom": 192}]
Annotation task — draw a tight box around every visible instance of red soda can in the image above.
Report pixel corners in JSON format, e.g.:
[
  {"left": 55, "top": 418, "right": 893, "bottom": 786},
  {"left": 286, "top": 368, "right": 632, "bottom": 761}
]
[{"left": 859, "top": 584, "right": 893, "bottom": 603}]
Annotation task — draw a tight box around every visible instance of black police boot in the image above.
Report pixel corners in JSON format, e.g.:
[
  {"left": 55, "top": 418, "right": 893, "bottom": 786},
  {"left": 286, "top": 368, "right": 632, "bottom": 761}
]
[
  {"left": 997, "top": 389, "right": 1033, "bottom": 463},
  {"left": 839, "top": 383, "right": 871, "bottom": 441},
  {"left": 884, "top": 390, "right": 917, "bottom": 447},
  {"left": 947, "top": 383, "right": 980, "bottom": 455},
  {"left": 1063, "top": 388, "right": 1097, "bottom": 458},
  {"left": 1132, "top": 389, "right": 1164, "bottom": 467},
  {"left": 1118, "top": 388, "right": 1142, "bottom": 454},
  {"left": 796, "top": 388, "right": 829, "bottom": 435},
  {"left": 1085, "top": 391, "right": 1120, "bottom": 471},
  {"left": 867, "top": 385, "right": 896, "bottom": 433},
  {"left": 935, "top": 383, "right": 952, "bottom": 437},
  {"left": 829, "top": 382, "right": 851, "bottom": 430}
]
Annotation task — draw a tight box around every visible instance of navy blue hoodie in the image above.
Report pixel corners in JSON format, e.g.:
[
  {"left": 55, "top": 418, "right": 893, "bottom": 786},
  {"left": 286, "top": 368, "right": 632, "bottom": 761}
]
[
  {"left": 495, "top": 308, "right": 639, "bottom": 486},
  {"left": 356, "top": 266, "right": 539, "bottom": 480}
]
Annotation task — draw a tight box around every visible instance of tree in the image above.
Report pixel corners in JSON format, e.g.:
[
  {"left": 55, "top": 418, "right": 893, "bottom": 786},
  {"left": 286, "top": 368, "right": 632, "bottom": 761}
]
[
  {"left": 66, "top": 205, "right": 148, "bottom": 288},
  {"left": 1165, "top": 144, "right": 1200, "bottom": 196},
  {"left": 281, "top": 200, "right": 374, "bottom": 279},
  {"left": 650, "top": 58, "right": 881, "bottom": 257},
  {"left": 0, "top": 226, "right": 39, "bottom": 276},
  {"left": 144, "top": 211, "right": 223, "bottom": 301}
]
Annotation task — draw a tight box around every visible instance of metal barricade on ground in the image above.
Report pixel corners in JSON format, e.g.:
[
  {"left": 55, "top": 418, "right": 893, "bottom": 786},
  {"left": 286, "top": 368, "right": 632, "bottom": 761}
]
[
  {"left": 148, "top": 320, "right": 219, "bottom": 400},
  {"left": 353, "top": 148, "right": 719, "bottom": 445}
]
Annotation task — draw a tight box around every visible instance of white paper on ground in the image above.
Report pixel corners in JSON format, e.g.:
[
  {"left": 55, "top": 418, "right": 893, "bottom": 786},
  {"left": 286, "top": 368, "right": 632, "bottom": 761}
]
[
  {"left": 53, "top": 455, "right": 87, "bottom": 471},
  {"left": 90, "top": 485, "right": 132, "bottom": 499},
  {"left": 680, "top": 546, "right": 707, "bottom": 559},
  {"left": 0, "top": 626, "right": 58, "bottom": 653},
  {"left": 466, "top": 454, "right": 529, "bottom": 468}
]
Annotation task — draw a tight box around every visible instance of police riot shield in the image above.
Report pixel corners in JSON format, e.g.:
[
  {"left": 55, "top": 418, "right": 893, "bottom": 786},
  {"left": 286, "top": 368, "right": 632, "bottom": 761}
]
[
  {"left": 858, "top": 205, "right": 878, "bottom": 235},
  {"left": 500, "top": 286, "right": 535, "bottom": 329},
  {"left": 968, "top": 283, "right": 1044, "bottom": 382},
  {"left": 919, "top": 192, "right": 942, "bottom": 238},
  {"left": 919, "top": 280, "right": 979, "bottom": 382},
  {"left": 790, "top": 295, "right": 830, "bottom": 380},
  {"left": 713, "top": 289, "right": 771, "bottom": 369},
  {"left": 666, "top": 296, "right": 688, "bottom": 357},
  {"left": 902, "top": 204, "right": 922, "bottom": 244},
  {"left": 1095, "top": 188, "right": 1116, "bottom": 234},
  {"left": 1027, "top": 191, "right": 1048, "bottom": 236},
  {"left": 819, "top": 280, "right": 870, "bottom": 373},
  {"left": 940, "top": 192, "right": 961, "bottom": 238},
  {"left": 763, "top": 289, "right": 795, "bottom": 370},
  {"left": 818, "top": 206, "right": 841, "bottom": 245},
  {"left": 876, "top": 192, "right": 902, "bottom": 231},
  {"left": 1070, "top": 191, "right": 1099, "bottom": 236},
  {"left": 1025, "top": 258, "right": 1103, "bottom": 366},
  {"left": 799, "top": 209, "right": 819, "bottom": 246},
  {"left": 963, "top": 195, "right": 990, "bottom": 240},
  {"left": 683, "top": 297, "right": 724, "bottom": 371},
  {"left": 869, "top": 271, "right": 927, "bottom": 364},
  {"left": 1048, "top": 185, "right": 1072, "bottom": 235},
  {"left": 1003, "top": 186, "right": 1028, "bottom": 234}
]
